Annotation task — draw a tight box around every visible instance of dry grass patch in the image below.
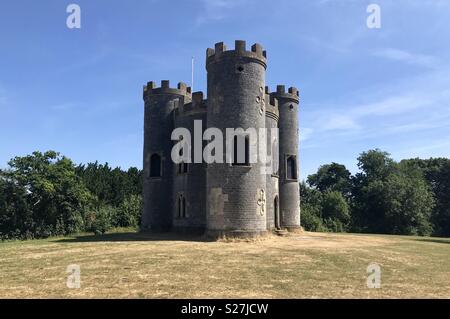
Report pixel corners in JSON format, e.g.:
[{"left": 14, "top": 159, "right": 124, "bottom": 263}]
[{"left": 0, "top": 231, "right": 449, "bottom": 298}]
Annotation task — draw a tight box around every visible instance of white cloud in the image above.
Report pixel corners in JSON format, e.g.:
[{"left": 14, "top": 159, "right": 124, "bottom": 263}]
[
  {"left": 372, "top": 48, "right": 439, "bottom": 68},
  {"left": 322, "top": 114, "right": 360, "bottom": 131},
  {"left": 302, "top": 64, "right": 450, "bottom": 142},
  {"left": 196, "top": 0, "right": 252, "bottom": 25},
  {"left": 300, "top": 127, "right": 314, "bottom": 141}
]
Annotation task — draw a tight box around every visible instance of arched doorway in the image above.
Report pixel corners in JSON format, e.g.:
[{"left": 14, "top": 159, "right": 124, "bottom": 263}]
[{"left": 274, "top": 196, "right": 280, "bottom": 230}]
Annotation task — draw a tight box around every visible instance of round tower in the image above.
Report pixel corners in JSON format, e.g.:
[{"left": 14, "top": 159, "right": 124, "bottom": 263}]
[
  {"left": 271, "top": 85, "right": 301, "bottom": 230},
  {"left": 172, "top": 92, "right": 207, "bottom": 233},
  {"left": 264, "top": 87, "right": 280, "bottom": 230},
  {"left": 205, "top": 40, "right": 267, "bottom": 237},
  {"left": 142, "top": 80, "right": 192, "bottom": 231}
]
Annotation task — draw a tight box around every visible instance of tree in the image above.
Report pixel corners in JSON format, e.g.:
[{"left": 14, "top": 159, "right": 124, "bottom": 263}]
[
  {"left": 300, "top": 183, "right": 350, "bottom": 233},
  {"left": 113, "top": 194, "right": 142, "bottom": 228},
  {"left": 0, "top": 173, "right": 33, "bottom": 239},
  {"left": 352, "top": 150, "right": 434, "bottom": 235},
  {"left": 382, "top": 168, "right": 434, "bottom": 235},
  {"left": 356, "top": 149, "right": 395, "bottom": 181},
  {"left": 75, "top": 162, "right": 142, "bottom": 207},
  {"left": 401, "top": 158, "right": 450, "bottom": 236},
  {"left": 307, "top": 163, "right": 352, "bottom": 196},
  {"left": 1, "top": 151, "right": 92, "bottom": 238},
  {"left": 321, "top": 191, "right": 351, "bottom": 232},
  {"left": 300, "top": 182, "right": 325, "bottom": 231}
]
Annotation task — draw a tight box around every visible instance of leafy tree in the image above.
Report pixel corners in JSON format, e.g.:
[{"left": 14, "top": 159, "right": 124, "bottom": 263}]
[
  {"left": 381, "top": 168, "right": 434, "bottom": 235},
  {"left": 75, "top": 162, "right": 142, "bottom": 207},
  {"left": 300, "top": 182, "right": 325, "bottom": 231},
  {"left": 307, "top": 163, "right": 352, "bottom": 196},
  {"left": 355, "top": 149, "right": 395, "bottom": 182},
  {"left": 0, "top": 174, "right": 33, "bottom": 239},
  {"left": 401, "top": 158, "right": 450, "bottom": 236},
  {"left": 85, "top": 206, "right": 114, "bottom": 235},
  {"left": 321, "top": 191, "right": 351, "bottom": 232},
  {"left": 0, "top": 151, "right": 92, "bottom": 239},
  {"left": 113, "top": 194, "right": 142, "bottom": 228},
  {"left": 300, "top": 183, "right": 350, "bottom": 232},
  {"left": 352, "top": 150, "right": 434, "bottom": 235}
]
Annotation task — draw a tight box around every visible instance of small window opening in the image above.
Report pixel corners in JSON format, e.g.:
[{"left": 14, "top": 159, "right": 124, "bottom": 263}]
[
  {"left": 150, "top": 153, "right": 162, "bottom": 177},
  {"left": 286, "top": 155, "right": 297, "bottom": 180}
]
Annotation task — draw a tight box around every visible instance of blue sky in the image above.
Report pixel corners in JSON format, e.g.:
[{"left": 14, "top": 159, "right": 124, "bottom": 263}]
[{"left": 0, "top": 0, "right": 449, "bottom": 179}]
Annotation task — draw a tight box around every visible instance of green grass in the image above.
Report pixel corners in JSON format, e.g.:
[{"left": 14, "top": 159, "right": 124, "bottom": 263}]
[{"left": 0, "top": 230, "right": 449, "bottom": 298}]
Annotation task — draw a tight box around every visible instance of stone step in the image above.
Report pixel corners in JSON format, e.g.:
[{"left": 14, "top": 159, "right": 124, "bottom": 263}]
[{"left": 274, "top": 229, "right": 289, "bottom": 237}]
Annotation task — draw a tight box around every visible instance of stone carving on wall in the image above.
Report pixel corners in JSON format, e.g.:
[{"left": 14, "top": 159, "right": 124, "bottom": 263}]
[{"left": 257, "top": 188, "right": 266, "bottom": 216}]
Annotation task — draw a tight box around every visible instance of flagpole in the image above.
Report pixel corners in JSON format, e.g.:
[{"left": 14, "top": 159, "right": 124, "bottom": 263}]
[{"left": 191, "top": 56, "right": 194, "bottom": 93}]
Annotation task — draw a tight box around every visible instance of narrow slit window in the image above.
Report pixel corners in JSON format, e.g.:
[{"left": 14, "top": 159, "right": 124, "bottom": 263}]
[
  {"left": 178, "top": 162, "right": 188, "bottom": 174},
  {"left": 177, "top": 194, "right": 186, "bottom": 218},
  {"left": 286, "top": 155, "right": 297, "bottom": 180},
  {"left": 150, "top": 153, "right": 162, "bottom": 177}
]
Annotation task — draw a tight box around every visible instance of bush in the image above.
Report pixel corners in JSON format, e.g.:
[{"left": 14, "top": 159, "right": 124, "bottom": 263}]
[
  {"left": 301, "top": 206, "right": 326, "bottom": 232},
  {"left": 113, "top": 194, "right": 142, "bottom": 228},
  {"left": 85, "top": 206, "right": 114, "bottom": 235},
  {"left": 321, "top": 191, "right": 351, "bottom": 231}
]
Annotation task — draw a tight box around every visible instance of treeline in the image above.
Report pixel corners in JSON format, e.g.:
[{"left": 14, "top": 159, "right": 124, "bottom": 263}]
[
  {"left": 2, "top": 149, "right": 449, "bottom": 240},
  {"left": 0, "top": 151, "right": 142, "bottom": 240},
  {"left": 301, "top": 149, "right": 450, "bottom": 237}
]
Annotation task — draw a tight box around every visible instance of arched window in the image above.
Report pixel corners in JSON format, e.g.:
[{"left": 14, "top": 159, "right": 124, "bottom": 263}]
[
  {"left": 274, "top": 195, "right": 280, "bottom": 229},
  {"left": 286, "top": 155, "right": 297, "bottom": 180},
  {"left": 150, "top": 153, "right": 162, "bottom": 177},
  {"left": 232, "top": 135, "right": 250, "bottom": 166},
  {"left": 177, "top": 194, "right": 186, "bottom": 218}
]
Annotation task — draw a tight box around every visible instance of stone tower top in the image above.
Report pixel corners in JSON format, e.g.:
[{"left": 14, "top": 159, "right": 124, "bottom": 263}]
[
  {"left": 174, "top": 91, "right": 207, "bottom": 117},
  {"left": 270, "top": 85, "right": 300, "bottom": 103},
  {"left": 143, "top": 80, "right": 192, "bottom": 101},
  {"left": 206, "top": 40, "right": 267, "bottom": 69}
]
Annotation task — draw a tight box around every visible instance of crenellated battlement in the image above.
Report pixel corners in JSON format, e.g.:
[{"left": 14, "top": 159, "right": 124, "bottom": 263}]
[
  {"left": 174, "top": 91, "right": 207, "bottom": 117},
  {"left": 143, "top": 80, "right": 192, "bottom": 101},
  {"left": 264, "top": 86, "right": 279, "bottom": 120},
  {"left": 269, "top": 85, "right": 300, "bottom": 103},
  {"left": 206, "top": 40, "right": 267, "bottom": 69}
]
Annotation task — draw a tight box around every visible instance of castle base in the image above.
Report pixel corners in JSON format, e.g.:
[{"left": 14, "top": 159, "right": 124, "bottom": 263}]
[{"left": 205, "top": 230, "right": 269, "bottom": 240}]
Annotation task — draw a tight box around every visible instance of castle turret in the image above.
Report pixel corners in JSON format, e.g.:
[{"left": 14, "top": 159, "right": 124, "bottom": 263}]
[
  {"left": 264, "top": 87, "right": 280, "bottom": 230},
  {"left": 271, "top": 85, "right": 301, "bottom": 230},
  {"left": 142, "top": 80, "right": 192, "bottom": 231},
  {"left": 205, "top": 40, "right": 268, "bottom": 237},
  {"left": 172, "top": 92, "right": 207, "bottom": 233}
]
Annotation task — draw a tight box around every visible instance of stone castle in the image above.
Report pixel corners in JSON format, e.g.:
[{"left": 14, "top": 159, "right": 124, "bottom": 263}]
[{"left": 141, "top": 40, "right": 300, "bottom": 238}]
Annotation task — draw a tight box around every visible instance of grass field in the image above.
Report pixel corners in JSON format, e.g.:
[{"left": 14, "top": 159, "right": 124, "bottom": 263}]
[{"left": 0, "top": 230, "right": 449, "bottom": 298}]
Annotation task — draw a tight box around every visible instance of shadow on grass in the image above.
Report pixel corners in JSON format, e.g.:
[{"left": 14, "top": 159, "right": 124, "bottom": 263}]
[
  {"left": 414, "top": 238, "right": 450, "bottom": 245},
  {"left": 55, "top": 231, "right": 214, "bottom": 243}
]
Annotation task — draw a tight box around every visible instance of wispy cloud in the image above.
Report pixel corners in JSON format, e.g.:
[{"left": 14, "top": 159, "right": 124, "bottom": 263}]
[
  {"left": 302, "top": 64, "right": 450, "bottom": 144},
  {"left": 195, "top": 0, "right": 253, "bottom": 25},
  {"left": 372, "top": 48, "right": 439, "bottom": 68}
]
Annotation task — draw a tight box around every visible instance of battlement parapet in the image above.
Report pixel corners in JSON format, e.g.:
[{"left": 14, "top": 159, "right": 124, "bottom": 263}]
[
  {"left": 269, "top": 85, "right": 300, "bottom": 103},
  {"left": 174, "top": 91, "right": 207, "bottom": 117},
  {"left": 143, "top": 80, "right": 192, "bottom": 101},
  {"left": 264, "top": 88, "right": 279, "bottom": 121},
  {"left": 206, "top": 40, "right": 267, "bottom": 69}
]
